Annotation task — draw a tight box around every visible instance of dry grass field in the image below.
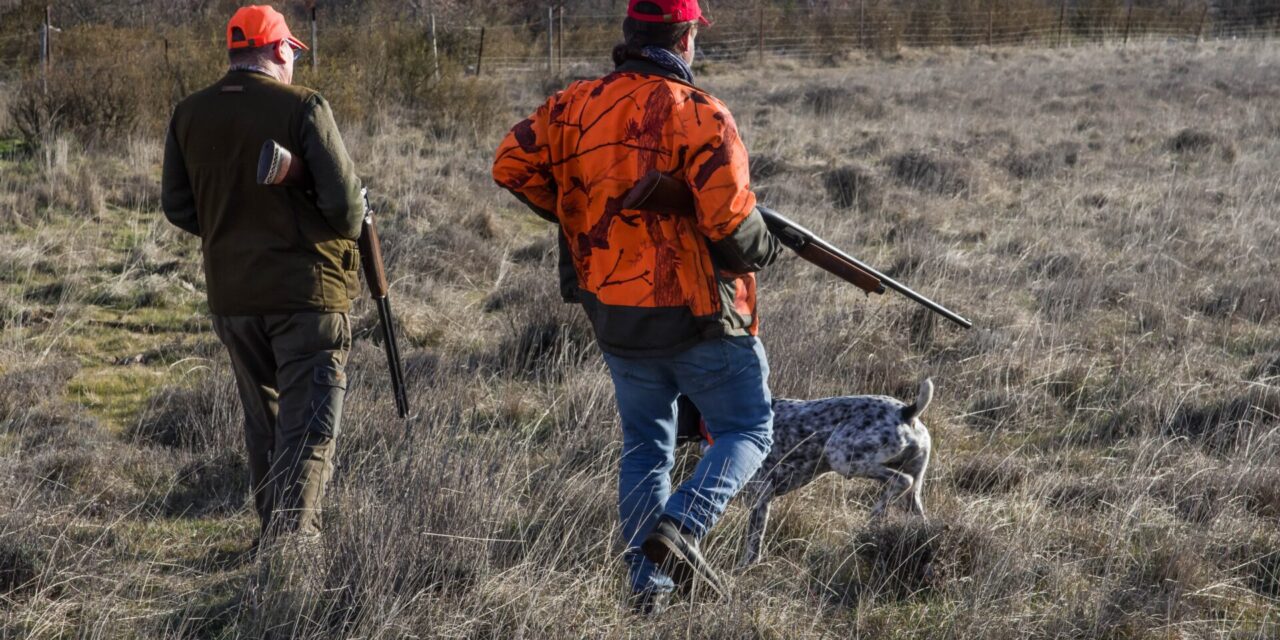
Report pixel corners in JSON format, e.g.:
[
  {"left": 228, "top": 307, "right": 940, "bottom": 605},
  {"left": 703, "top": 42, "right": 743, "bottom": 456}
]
[{"left": 2, "top": 39, "right": 1279, "bottom": 638}]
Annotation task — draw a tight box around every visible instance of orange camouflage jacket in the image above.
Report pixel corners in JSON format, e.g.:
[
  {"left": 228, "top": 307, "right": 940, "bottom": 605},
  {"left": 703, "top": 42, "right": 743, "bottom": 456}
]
[{"left": 493, "top": 58, "right": 780, "bottom": 357}]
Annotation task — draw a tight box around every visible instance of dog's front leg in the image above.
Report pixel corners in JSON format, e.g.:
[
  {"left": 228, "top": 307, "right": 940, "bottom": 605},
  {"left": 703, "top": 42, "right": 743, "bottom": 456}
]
[{"left": 739, "top": 480, "right": 774, "bottom": 568}]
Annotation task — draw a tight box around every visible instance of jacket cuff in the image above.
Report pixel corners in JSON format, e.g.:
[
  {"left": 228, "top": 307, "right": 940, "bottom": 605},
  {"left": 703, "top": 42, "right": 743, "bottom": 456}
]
[{"left": 709, "top": 207, "right": 782, "bottom": 275}]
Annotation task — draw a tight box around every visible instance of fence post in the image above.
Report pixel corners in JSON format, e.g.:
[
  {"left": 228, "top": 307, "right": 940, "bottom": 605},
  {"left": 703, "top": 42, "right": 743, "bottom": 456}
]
[
  {"left": 859, "top": 0, "right": 866, "bottom": 49},
  {"left": 548, "top": 6, "right": 555, "bottom": 73},
  {"left": 558, "top": 5, "right": 565, "bottom": 73},
  {"left": 1196, "top": 3, "right": 1208, "bottom": 42},
  {"left": 39, "top": 17, "right": 47, "bottom": 95},
  {"left": 987, "top": 7, "right": 994, "bottom": 46},
  {"left": 310, "top": 7, "right": 318, "bottom": 71},
  {"left": 476, "top": 26, "right": 486, "bottom": 76},
  {"left": 41, "top": 5, "right": 52, "bottom": 95},
  {"left": 1057, "top": 0, "right": 1067, "bottom": 47},
  {"left": 758, "top": 6, "right": 765, "bottom": 65},
  {"left": 430, "top": 14, "right": 439, "bottom": 80},
  {"left": 1122, "top": 1, "right": 1133, "bottom": 46}
]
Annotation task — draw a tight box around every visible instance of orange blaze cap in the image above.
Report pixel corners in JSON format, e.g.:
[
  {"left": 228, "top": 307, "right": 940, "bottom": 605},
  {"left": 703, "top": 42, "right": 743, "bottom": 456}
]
[{"left": 227, "top": 5, "right": 308, "bottom": 51}]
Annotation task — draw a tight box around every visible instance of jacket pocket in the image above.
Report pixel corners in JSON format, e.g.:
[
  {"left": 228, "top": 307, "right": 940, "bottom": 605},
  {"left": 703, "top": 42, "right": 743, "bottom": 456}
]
[
  {"left": 307, "top": 365, "right": 347, "bottom": 440},
  {"left": 343, "top": 247, "right": 361, "bottom": 300}
]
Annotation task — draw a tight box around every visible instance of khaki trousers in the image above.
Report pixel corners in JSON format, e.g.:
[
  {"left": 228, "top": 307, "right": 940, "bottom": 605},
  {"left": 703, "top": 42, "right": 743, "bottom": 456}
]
[{"left": 212, "top": 312, "right": 350, "bottom": 537}]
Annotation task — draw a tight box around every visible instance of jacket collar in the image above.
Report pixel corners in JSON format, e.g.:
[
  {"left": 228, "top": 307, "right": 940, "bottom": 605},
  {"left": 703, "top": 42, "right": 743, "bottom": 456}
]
[{"left": 616, "top": 57, "right": 698, "bottom": 89}]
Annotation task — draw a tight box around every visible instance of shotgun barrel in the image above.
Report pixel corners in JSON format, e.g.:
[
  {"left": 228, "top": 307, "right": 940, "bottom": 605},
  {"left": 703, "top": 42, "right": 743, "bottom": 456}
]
[{"left": 622, "top": 170, "right": 973, "bottom": 330}]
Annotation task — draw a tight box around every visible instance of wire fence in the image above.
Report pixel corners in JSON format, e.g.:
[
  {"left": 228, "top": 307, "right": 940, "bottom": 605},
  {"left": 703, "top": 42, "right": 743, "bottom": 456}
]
[
  {"left": 2, "top": 3, "right": 1279, "bottom": 83},
  {"left": 1, "top": 1, "right": 1278, "bottom": 150}
]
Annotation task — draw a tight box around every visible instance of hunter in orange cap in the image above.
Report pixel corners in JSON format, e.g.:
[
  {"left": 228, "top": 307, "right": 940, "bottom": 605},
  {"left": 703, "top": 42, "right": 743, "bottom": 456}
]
[
  {"left": 163, "top": 4, "right": 363, "bottom": 551},
  {"left": 227, "top": 5, "right": 309, "bottom": 52}
]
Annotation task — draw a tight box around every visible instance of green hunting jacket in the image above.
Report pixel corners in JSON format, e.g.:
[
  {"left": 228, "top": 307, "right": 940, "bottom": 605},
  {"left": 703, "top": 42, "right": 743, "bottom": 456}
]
[{"left": 161, "top": 69, "right": 364, "bottom": 316}]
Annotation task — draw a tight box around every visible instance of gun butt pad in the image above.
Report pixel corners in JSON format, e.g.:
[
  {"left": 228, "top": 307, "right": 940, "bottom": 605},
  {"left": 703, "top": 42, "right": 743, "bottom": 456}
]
[
  {"left": 257, "top": 140, "right": 307, "bottom": 187},
  {"left": 622, "top": 170, "right": 695, "bottom": 213}
]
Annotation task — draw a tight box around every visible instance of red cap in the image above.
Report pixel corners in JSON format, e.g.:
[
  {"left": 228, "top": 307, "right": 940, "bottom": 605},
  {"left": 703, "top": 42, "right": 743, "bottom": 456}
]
[
  {"left": 627, "top": 0, "right": 711, "bottom": 27},
  {"left": 227, "top": 5, "right": 308, "bottom": 51}
]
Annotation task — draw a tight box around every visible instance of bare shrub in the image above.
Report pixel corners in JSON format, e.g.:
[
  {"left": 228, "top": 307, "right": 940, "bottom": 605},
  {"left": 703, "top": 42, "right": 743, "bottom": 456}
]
[
  {"left": 965, "top": 389, "right": 1057, "bottom": 432},
  {"left": 158, "top": 450, "right": 248, "bottom": 518},
  {"left": 822, "top": 165, "right": 881, "bottom": 211},
  {"left": 749, "top": 153, "right": 792, "bottom": 181},
  {"left": 1165, "top": 385, "right": 1280, "bottom": 451},
  {"left": 491, "top": 305, "right": 595, "bottom": 380},
  {"left": 1045, "top": 478, "right": 1123, "bottom": 512},
  {"left": 1166, "top": 128, "right": 1216, "bottom": 154},
  {"left": 73, "top": 164, "right": 106, "bottom": 218},
  {"left": 131, "top": 373, "right": 241, "bottom": 453},
  {"left": 822, "top": 518, "right": 998, "bottom": 601},
  {"left": 0, "top": 522, "right": 44, "bottom": 599},
  {"left": 1000, "top": 142, "right": 1080, "bottom": 179},
  {"left": 1230, "top": 535, "right": 1280, "bottom": 599},
  {"left": 950, "top": 454, "right": 1028, "bottom": 494},
  {"left": 886, "top": 150, "right": 971, "bottom": 196},
  {"left": 1198, "top": 277, "right": 1280, "bottom": 323}
]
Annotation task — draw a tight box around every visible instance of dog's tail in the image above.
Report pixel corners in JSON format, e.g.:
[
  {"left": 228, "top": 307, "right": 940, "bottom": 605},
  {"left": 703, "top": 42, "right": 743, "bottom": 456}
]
[{"left": 901, "top": 378, "right": 934, "bottom": 422}]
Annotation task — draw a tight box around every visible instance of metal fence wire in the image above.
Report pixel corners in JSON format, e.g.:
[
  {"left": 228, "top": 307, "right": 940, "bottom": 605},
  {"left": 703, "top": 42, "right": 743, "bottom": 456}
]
[{"left": 0, "top": 3, "right": 1278, "bottom": 83}]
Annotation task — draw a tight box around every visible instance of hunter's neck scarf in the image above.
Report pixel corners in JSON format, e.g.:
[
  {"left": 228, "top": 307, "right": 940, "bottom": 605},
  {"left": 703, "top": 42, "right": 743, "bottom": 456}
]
[
  {"left": 638, "top": 46, "right": 695, "bottom": 85},
  {"left": 614, "top": 43, "right": 695, "bottom": 85}
]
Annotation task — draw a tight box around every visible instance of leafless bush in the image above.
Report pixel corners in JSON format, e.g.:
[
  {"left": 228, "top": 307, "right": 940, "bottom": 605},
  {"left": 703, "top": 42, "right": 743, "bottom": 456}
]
[
  {"left": 822, "top": 165, "right": 882, "bottom": 211},
  {"left": 0, "top": 519, "right": 44, "bottom": 599},
  {"left": 949, "top": 454, "right": 1028, "bottom": 494},
  {"left": 826, "top": 518, "right": 999, "bottom": 601},
  {"left": 1045, "top": 477, "right": 1123, "bottom": 512},
  {"left": 1001, "top": 142, "right": 1080, "bottom": 179},
  {"left": 1198, "top": 277, "right": 1280, "bottom": 323},
  {"left": 1165, "top": 384, "right": 1280, "bottom": 451},
  {"left": 886, "top": 150, "right": 971, "bottom": 196},
  {"left": 131, "top": 372, "right": 241, "bottom": 453}
]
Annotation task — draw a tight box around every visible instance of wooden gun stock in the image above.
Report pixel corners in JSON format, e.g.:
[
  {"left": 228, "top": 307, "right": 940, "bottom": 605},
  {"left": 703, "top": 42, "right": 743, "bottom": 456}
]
[
  {"left": 358, "top": 201, "right": 390, "bottom": 299},
  {"left": 622, "top": 170, "right": 973, "bottom": 330}
]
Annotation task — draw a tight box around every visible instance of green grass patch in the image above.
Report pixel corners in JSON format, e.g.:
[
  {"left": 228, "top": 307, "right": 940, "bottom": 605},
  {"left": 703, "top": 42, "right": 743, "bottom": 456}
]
[
  {"left": 0, "top": 137, "right": 28, "bottom": 157},
  {"left": 68, "top": 366, "right": 167, "bottom": 433}
]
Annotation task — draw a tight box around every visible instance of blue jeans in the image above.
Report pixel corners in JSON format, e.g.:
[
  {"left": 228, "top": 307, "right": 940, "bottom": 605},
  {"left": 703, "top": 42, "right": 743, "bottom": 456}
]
[{"left": 602, "top": 335, "right": 774, "bottom": 594}]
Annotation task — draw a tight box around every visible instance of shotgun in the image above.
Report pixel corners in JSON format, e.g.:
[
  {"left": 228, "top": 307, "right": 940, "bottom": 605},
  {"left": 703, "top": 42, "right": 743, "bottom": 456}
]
[
  {"left": 257, "top": 140, "right": 412, "bottom": 419},
  {"left": 622, "top": 170, "right": 973, "bottom": 330}
]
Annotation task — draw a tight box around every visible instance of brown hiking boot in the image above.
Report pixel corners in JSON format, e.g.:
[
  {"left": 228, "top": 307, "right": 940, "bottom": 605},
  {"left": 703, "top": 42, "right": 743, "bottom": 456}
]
[{"left": 641, "top": 516, "right": 725, "bottom": 598}]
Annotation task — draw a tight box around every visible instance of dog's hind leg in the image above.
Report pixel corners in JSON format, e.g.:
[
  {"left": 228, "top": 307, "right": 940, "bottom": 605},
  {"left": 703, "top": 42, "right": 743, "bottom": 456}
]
[
  {"left": 866, "top": 466, "right": 915, "bottom": 519},
  {"left": 899, "top": 444, "right": 930, "bottom": 516},
  {"left": 738, "top": 480, "right": 774, "bottom": 568}
]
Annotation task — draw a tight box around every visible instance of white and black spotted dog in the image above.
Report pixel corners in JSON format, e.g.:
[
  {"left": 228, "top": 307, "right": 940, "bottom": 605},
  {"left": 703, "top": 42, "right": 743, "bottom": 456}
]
[
  {"left": 742, "top": 379, "right": 934, "bottom": 566},
  {"left": 680, "top": 379, "right": 934, "bottom": 567}
]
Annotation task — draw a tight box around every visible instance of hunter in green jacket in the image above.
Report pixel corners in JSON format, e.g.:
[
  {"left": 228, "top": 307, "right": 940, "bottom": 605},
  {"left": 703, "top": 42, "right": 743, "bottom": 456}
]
[{"left": 161, "top": 5, "right": 361, "bottom": 544}]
